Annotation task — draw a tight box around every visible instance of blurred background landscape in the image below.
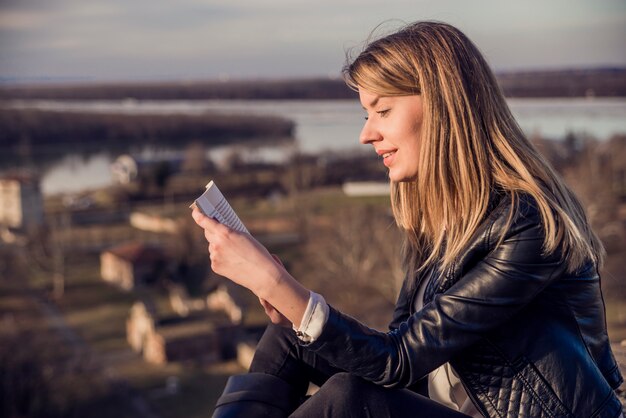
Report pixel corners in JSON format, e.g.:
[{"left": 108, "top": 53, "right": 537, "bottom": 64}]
[{"left": 1, "top": 1, "right": 625, "bottom": 417}]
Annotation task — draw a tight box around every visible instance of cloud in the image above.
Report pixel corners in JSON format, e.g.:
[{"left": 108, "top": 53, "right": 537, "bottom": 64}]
[
  {"left": 0, "top": 10, "right": 51, "bottom": 30},
  {"left": 0, "top": 0, "right": 624, "bottom": 80}
]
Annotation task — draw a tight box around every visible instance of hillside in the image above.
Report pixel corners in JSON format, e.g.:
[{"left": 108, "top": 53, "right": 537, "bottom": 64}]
[{"left": 0, "top": 68, "right": 625, "bottom": 100}]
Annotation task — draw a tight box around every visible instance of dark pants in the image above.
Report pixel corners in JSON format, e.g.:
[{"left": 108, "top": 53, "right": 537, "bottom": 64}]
[{"left": 249, "top": 324, "right": 470, "bottom": 418}]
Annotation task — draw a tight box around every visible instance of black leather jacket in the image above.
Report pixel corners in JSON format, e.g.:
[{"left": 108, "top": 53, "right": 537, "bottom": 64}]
[{"left": 304, "top": 193, "right": 623, "bottom": 417}]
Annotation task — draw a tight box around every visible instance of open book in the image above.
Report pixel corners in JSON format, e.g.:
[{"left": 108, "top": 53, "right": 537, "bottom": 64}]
[{"left": 190, "top": 181, "right": 249, "bottom": 234}]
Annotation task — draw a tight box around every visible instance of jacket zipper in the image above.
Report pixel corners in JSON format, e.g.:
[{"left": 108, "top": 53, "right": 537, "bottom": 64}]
[{"left": 457, "top": 374, "right": 491, "bottom": 417}]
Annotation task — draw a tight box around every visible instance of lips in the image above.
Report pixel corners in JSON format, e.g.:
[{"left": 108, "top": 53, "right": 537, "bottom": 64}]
[
  {"left": 376, "top": 149, "right": 397, "bottom": 167},
  {"left": 376, "top": 149, "right": 397, "bottom": 157}
]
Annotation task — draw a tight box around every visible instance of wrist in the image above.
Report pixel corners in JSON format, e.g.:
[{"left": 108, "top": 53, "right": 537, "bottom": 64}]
[
  {"left": 254, "top": 264, "right": 286, "bottom": 300},
  {"left": 253, "top": 261, "right": 310, "bottom": 326}
]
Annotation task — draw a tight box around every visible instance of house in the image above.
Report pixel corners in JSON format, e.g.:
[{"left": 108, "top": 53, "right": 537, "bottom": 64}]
[
  {"left": 127, "top": 299, "right": 158, "bottom": 353},
  {"left": 125, "top": 281, "right": 264, "bottom": 365},
  {"left": 0, "top": 174, "right": 44, "bottom": 230},
  {"left": 144, "top": 314, "right": 236, "bottom": 364},
  {"left": 126, "top": 297, "right": 238, "bottom": 365},
  {"left": 129, "top": 211, "right": 179, "bottom": 234},
  {"left": 206, "top": 285, "right": 243, "bottom": 324},
  {"left": 342, "top": 181, "right": 390, "bottom": 197},
  {"left": 100, "top": 242, "right": 166, "bottom": 291}
]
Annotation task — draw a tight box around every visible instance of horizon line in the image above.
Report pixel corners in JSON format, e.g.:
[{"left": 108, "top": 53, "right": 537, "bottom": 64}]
[{"left": 1, "top": 65, "right": 626, "bottom": 88}]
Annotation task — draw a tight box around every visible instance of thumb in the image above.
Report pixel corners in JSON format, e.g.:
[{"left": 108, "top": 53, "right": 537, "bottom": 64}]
[{"left": 271, "top": 254, "right": 284, "bottom": 266}]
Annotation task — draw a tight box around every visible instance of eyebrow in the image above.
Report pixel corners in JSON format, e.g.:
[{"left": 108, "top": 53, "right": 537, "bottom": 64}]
[{"left": 361, "top": 95, "right": 380, "bottom": 110}]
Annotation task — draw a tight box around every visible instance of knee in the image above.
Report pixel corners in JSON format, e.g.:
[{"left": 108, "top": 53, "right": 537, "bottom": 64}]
[
  {"left": 260, "top": 323, "right": 298, "bottom": 345},
  {"left": 290, "top": 373, "right": 374, "bottom": 417},
  {"left": 254, "top": 323, "right": 296, "bottom": 352},
  {"left": 324, "top": 372, "right": 361, "bottom": 389},
  {"left": 318, "top": 373, "right": 370, "bottom": 404},
  {"left": 249, "top": 324, "right": 298, "bottom": 374}
]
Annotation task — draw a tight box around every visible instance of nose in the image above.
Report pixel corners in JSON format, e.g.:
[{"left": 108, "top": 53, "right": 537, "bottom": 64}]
[{"left": 359, "top": 120, "right": 382, "bottom": 145}]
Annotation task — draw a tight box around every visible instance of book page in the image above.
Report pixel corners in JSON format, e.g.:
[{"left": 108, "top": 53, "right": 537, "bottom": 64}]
[{"left": 192, "top": 181, "right": 249, "bottom": 234}]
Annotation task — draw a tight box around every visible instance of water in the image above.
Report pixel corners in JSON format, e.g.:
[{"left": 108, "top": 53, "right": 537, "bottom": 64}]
[
  {"left": 3, "top": 98, "right": 626, "bottom": 194},
  {"left": 507, "top": 98, "right": 626, "bottom": 140}
]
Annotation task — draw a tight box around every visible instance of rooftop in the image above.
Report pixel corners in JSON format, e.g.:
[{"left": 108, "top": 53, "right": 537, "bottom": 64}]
[{"left": 104, "top": 241, "right": 164, "bottom": 263}]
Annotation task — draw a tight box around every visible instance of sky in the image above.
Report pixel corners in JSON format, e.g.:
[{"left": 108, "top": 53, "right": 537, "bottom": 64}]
[{"left": 0, "top": 0, "right": 625, "bottom": 83}]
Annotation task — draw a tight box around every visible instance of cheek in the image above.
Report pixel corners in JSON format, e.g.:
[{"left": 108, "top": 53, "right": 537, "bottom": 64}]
[
  {"left": 408, "top": 121, "right": 424, "bottom": 158},
  {"left": 399, "top": 137, "right": 422, "bottom": 180},
  {"left": 402, "top": 128, "right": 422, "bottom": 161},
  {"left": 410, "top": 117, "right": 423, "bottom": 139}
]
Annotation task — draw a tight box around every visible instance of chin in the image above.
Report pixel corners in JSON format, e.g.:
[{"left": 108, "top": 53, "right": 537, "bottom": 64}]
[{"left": 388, "top": 171, "right": 416, "bottom": 183}]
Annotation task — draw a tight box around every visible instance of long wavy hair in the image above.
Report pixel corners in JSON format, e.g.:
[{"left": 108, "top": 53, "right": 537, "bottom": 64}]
[{"left": 343, "top": 21, "right": 604, "bottom": 277}]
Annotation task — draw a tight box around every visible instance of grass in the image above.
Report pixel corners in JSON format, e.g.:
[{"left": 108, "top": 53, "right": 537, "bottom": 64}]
[
  {"left": 112, "top": 354, "right": 243, "bottom": 417},
  {"left": 605, "top": 298, "right": 626, "bottom": 342},
  {"left": 295, "top": 186, "right": 389, "bottom": 214},
  {"left": 53, "top": 254, "right": 136, "bottom": 352},
  {"left": 145, "top": 362, "right": 242, "bottom": 418},
  {"left": 0, "top": 266, "right": 139, "bottom": 418},
  {"left": 12, "top": 250, "right": 249, "bottom": 417},
  {"left": 64, "top": 304, "right": 131, "bottom": 351}
]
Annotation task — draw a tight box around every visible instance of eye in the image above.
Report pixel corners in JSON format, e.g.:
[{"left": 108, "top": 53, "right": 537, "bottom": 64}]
[{"left": 377, "top": 109, "right": 391, "bottom": 117}]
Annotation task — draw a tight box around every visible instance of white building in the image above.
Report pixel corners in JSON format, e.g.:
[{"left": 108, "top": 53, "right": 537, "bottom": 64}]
[
  {"left": 0, "top": 175, "right": 44, "bottom": 230},
  {"left": 100, "top": 242, "right": 166, "bottom": 291},
  {"left": 342, "top": 181, "right": 390, "bottom": 197}
]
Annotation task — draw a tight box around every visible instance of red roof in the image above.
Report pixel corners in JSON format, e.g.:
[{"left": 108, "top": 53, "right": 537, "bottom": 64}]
[{"left": 105, "top": 242, "right": 164, "bottom": 264}]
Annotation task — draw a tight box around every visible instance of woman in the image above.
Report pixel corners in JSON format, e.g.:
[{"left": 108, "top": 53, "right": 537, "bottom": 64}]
[{"left": 194, "top": 21, "right": 623, "bottom": 417}]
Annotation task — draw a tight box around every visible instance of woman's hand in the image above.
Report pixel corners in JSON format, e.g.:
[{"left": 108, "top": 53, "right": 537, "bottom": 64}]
[
  {"left": 191, "top": 208, "right": 281, "bottom": 297},
  {"left": 260, "top": 297, "right": 292, "bottom": 327},
  {"left": 191, "top": 207, "right": 310, "bottom": 327}
]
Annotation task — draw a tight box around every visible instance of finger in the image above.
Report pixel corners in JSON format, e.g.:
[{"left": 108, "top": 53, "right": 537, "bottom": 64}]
[
  {"left": 259, "top": 298, "right": 290, "bottom": 326},
  {"left": 191, "top": 207, "right": 214, "bottom": 226},
  {"left": 259, "top": 297, "right": 271, "bottom": 310},
  {"left": 191, "top": 207, "right": 220, "bottom": 229},
  {"left": 271, "top": 254, "right": 284, "bottom": 267},
  {"left": 266, "top": 308, "right": 283, "bottom": 325},
  {"left": 260, "top": 298, "right": 277, "bottom": 316},
  {"left": 191, "top": 206, "right": 203, "bottom": 221},
  {"left": 192, "top": 208, "right": 229, "bottom": 239},
  {"left": 191, "top": 207, "right": 207, "bottom": 226},
  {"left": 259, "top": 298, "right": 274, "bottom": 318}
]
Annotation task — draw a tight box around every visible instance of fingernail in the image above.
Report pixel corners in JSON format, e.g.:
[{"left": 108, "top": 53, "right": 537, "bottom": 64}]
[{"left": 189, "top": 202, "right": 197, "bottom": 210}]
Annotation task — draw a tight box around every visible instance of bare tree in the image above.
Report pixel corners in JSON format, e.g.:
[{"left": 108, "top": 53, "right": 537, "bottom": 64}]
[
  {"left": 306, "top": 204, "right": 403, "bottom": 303},
  {"left": 24, "top": 209, "right": 70, "bottom": 299},
  {"left": 167, "top": 215, "right": 211, "bottom": 294}
]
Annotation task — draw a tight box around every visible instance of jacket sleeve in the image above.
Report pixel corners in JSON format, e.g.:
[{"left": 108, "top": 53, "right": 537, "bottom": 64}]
[
  {"left": 387, "top": 271, "right": 413, "bottom": 331},
  {"left": 301, "top": 203, "right": 568, "bottom": 388}
]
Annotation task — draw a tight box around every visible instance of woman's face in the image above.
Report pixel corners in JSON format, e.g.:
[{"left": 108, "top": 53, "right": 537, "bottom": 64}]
[{"left": 358, "top": 88, "right": 424, "bottom": 182}]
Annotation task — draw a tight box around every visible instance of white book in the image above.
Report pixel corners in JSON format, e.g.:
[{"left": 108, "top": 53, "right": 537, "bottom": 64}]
[{"left": 191, "top": 181, "right": 249, "bottom": 234}]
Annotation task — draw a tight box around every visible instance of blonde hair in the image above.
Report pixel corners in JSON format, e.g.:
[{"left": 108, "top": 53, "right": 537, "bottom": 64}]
[{"left": 343, "top": 21, "right": 604, "bottom": 276}]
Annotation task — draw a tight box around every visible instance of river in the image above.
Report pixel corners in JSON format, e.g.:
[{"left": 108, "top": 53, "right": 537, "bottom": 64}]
[{"left": 3, "top": 98, "right": 626, "bottom": 194}]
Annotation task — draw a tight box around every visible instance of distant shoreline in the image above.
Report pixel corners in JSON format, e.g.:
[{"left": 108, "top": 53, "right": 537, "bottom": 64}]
[
  {"left": 0, "top": 68, "right": 625, "bottom": 100},
  {"left": 0, "top": 108, "right": 294, "bottom": 152}
]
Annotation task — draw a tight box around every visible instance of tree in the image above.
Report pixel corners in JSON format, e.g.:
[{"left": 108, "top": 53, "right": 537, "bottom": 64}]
[
  {"left": 168, "top": 215, "right": 211, "bottom": 296},
  {"left": 24, "top": 209, "right": 70, "bottom": 299},
  {"left": 306, "top": 204, "right": 403, "bottom": 303}
]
